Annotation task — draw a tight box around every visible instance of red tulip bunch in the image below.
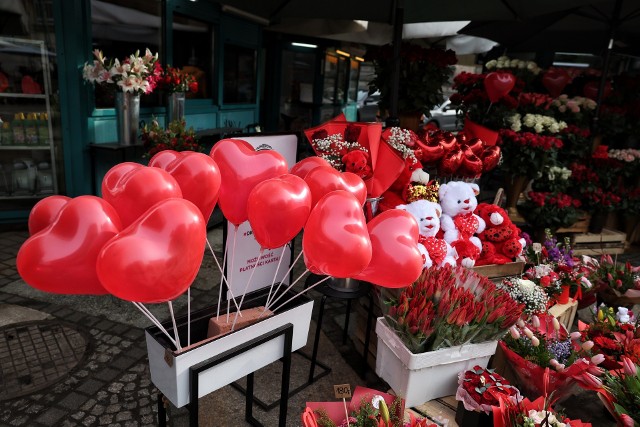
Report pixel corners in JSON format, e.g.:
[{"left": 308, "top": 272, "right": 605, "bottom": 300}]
[
  {"left": 415, "top": 129, "right": 501, "bottom": 179},
  {"left": 386, "top": 265, "right": 524, "bottom": 353}
]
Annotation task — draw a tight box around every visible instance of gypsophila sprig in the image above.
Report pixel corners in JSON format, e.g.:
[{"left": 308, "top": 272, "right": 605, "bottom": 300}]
[
  {"left": 497, "top": 277, "right": 549, "bottom": 315},
  {"left": 385, "top": 127, "right": 418, "bottom": 164}
]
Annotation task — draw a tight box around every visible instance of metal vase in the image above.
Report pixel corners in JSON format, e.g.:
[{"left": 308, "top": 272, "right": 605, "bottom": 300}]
[
  {"left": 167, "top": 92, "right": 186, "bottom": 124},
  {"left": 115, "top": 92, "right": 140, "bottom": 145},
  {"left": 328, "top": 277, "right": 361, "bottom": 292}
]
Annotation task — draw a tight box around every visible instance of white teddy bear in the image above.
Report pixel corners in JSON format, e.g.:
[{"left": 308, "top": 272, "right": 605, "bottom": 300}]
[
  {"left": 438, "top": 181, "right": 486, "bottom": 268},
  {"left": 396, "top": 199, "right": 456, "bottom": 268}
]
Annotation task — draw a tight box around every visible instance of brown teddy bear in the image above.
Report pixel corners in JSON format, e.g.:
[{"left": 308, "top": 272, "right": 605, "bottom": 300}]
[{"left": 474, "top": 203, "right": 525, "bottom": 266}]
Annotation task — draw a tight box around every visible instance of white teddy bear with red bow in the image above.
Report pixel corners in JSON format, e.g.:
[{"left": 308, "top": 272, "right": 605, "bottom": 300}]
[
  {"left": 396, "top": 199, "right": 456, "bottom": 268},
  {"left": 438, "top": 181, "right": 486, "bottom": 268}
]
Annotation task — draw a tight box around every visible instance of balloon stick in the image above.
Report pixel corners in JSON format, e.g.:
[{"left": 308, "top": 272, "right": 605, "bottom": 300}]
[
  {"left": 167, "top": 301, "right": 182, "bottom": 351},
  {"left": 231, "top": 248, "right": 264, "bottom": 331},
  {"left": 270, "top": 275, "right": 332, "bottom": 314}
]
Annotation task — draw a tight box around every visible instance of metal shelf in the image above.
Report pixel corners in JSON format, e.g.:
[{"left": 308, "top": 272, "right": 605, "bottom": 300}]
[
  {"left": 0, "top": 194, "right": 50, "bottom": 200},
  {"left": 0, "top": 145, "right": 50, "bottom": 150},
  {"left": 0, "top": 93, "right": 47, "bottom": 100}
]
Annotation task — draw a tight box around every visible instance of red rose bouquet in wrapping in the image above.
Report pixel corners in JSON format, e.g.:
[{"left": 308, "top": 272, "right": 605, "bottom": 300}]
[
  {"left": 501, "top": 314, "right": 604, "bottom": 401},
  {"left": 385, "top": 265, "right": 524, "bottom": 353},
  {"left": 304, "top": 116, "right": 405, "bottom": 198},
  {"left": 456, "top": 366, "right": 521, "bottom": 415}
]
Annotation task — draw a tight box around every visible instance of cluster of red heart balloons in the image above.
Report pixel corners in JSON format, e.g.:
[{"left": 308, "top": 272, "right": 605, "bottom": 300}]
[
  {"left": 415, "top": 130, "right": 501, "bottom": 178},
  {"left": 18, "top": 139, "right": 427, "bottom": 305}
]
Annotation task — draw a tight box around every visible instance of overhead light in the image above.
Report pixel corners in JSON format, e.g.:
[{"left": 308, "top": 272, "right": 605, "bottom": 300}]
[
  {"left": 291, "top": 42, "right": 317, "bottom": 49},
  {"left": 354, "top": 56, "right": 364, "bottom": 62},
  {"left": 552, "top": 61, "right": 590, "bottom": 68},
  {"left": 336, "top": 49, "right": 350, "bottom": 57},
  {"left": 221, "top": 5, "right": 270, "bottom": 26}
]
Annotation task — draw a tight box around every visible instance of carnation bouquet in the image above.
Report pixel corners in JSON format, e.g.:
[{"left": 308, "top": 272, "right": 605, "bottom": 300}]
[
  {"left": 518, "top": 191, "right": 582, "bottom": 231},
  {"left": 497, "top": 129, "right": 563, "bottom": 179},
  {"left": 384, "top": 265, "right": 524, "bottom": 353},
  {"left": 140, "top": 118, "right": 202, "bottom": 158},
  {"left": 82, "top": 48, "right": 162, "bottom": 95}
]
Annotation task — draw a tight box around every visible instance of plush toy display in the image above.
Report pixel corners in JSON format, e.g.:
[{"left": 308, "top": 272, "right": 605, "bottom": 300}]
[
  {"left": 475, "top": 203, "right": 525, "bottom": 266},
  {"left": 438, "top": 181, "right": 486, "bottom": 268},
  {"left": 396, "top": 199, "right": 456, "bottom": 268},
  {"left": 342, "top": 150, "right": 371, "bottom": 180}
]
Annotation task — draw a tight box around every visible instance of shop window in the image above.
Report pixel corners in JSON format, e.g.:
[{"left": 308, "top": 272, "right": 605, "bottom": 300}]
[
  {"left": 90, "top": 0, "right": 162, "bottom": 108},
  {"left": 171, "top": 14, "right": 212, "bottom": 99},
  {"left": 223, "top": 44, "right": 256, "bottom": 104}
]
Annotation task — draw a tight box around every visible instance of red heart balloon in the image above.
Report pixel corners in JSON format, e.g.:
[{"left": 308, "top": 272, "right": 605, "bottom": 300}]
[
  {"left": 439, "top": 132, "right": 458, "bottom": 151},
  {"left": 210, "top": 138, "right": 289, "bottom": 226},
  {"left": 302, "top": 190, "right": 372, "bottom": 278},
  {"left": 101, "top": 162, "right": 141, "bottom": 193},
  {"left": 354, "top": 209, "right": 423, "bottom": 288},
  {"left": 439, "top": 147, "right": 463, "bottom": 176},
  {"left": 481, "top": 146, "right": 502, "bottom": 172},
  {"left": 485, "top": 72, "right": 516, "bottom": 103},
  {"left": 304, "top": 167, "right": 367, "bottom": 208},
  {"left": 456, "top": 132, "right": 468, "bottom": 145},
  {"left": 465, "top": 138, "right": 485, "bottom": 157},
  {"left": 542, "top": 69, "right": 570, "bottom": 98},
  {"left": 17, "top": 196, "right": 122, "bottom": 295},
  {"left": 102, "top": 165, "right": 183, "bottom": 228},
  {"left": 97, "top": 198, "right": 206, "bottom": 303},
  {"left": 151, "top": 152, "right": 221, "bottom": 222},
  {"left": 148, "top": 150, "right": 181, "bottom": 169},
  {"left": 459, "top": 147, "right": 484, "bottom": 177},
  {"left": 289, "top": 156, "right": 332, "bottom": 179},
  {"left": 415, "top": 139, "right": 445, "bottom": 164},
  {"left": 583, "top": 81, "right": 612, "bottom": 101},
  {"left": 28, "top": 195, "right": 72, "bottom": 235},
  {"left": 247, "top": 174, "right": 312, "bottom": 249}
]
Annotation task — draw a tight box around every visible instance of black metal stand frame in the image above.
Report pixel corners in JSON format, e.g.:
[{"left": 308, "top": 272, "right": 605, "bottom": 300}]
[{"left": 157, "top": 323, "right": 294, "bottom": 427}]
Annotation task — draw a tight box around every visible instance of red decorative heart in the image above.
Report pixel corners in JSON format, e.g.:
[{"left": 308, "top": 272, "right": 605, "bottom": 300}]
[
  {"left": 481, "top": 146, "right": 502, "bottom": 172},
  {"left": 415, "top": 139, "right": 445, "bottom": 164},
  {"left": 304, "top": 167, "right": 367, "bottom": 208},
  {"left": 148, "top": 150, "right": 181, "bottom": 169},
  {"left": 302, "top": 190, "right": 371, "bottom": 278},
  {"left": 28, "top": 195, "right": 71, "bottom": 235},
  {"left": 583, "top": 81, "right": 611, "bottom": 101},
  {"left": 102, "top": 164, "right": 182, "bottom": 228},
  {"left": 459, "top": 146, "right": 484, "bottom": 177},
  {"left": 289, "top": 156, "right": 332, "bottom": 179},
  {"left": 439, "top": 132, "right": 458, "bottom": 151},
  {"left": 97, "top": 198, "right": 206, "bottom": 303},
  {"left": 150, "top": 151, "right": 221, "bottom": 222},
  {"left": 485, "top": 72, "right": 516, "bottom": 103},
  {"left": 17, "top": 196, "right": 122, "bottom": 295},
  {"left": 354, "top": 209, "right": 423, "bottom": 288},
  {"left": 210, "top": 138, "right": 288, "bottom": 226},
  {"left": 439, "top": 146, "right": 463, "bottom": 176},
  {"left": 456, "top": 132, "right": 469, "bottom": 145},
  {"left": 542, "top": 69, "right": 570, "bottom": 98},
  {"left": 247, "top": 174, "right": 312, "bottom": 249},
  {"left": 465, "top": 138, "right": 485, "bottom": 157}
]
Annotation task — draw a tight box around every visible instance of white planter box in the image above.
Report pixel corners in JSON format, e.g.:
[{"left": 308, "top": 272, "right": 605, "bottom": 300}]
[
  {"left": 145, "top": 288, "right": 313, "bottom": 408},
  {"left": 375, "top": 317, "right": 497, "bottom": 408}
]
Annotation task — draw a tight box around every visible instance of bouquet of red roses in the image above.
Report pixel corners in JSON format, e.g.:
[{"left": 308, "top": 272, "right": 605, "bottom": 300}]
[{"left": 456, "top": 366, "right": 521, "bottom": 415}]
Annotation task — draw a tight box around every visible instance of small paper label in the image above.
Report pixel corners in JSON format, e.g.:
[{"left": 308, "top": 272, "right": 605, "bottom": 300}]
[
  {"left": 334, "top": 384, "right": 352, "bottom": 399},
  {"left": 164, "top": 349, "right": 173, "bottom": 367}
]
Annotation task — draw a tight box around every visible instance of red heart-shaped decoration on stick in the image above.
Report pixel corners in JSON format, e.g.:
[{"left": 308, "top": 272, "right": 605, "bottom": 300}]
[
  {"left": 102, "top": 165, "right": 183, "bottom": 228},
  {"left": 439, "top": 132, "right": 458, "bottom": 151},
  {"left": 354, "top": 209, "right": 423, "bottom": 288},
  {"left": 290, "top": 157, "right": 332, "bottom": 179},
  {"left": 17, "top": 196, "right": 122, "bottom": 295},
  {"left": 583, "top": 80, "right": 612, "bottom": 101},
  {"left": 485, "top": 72, "right": 516, "bottom": 103},
  {"left": 439, "top": 147, "right": 463, "bottom": 176},
  {"left": 481, "top": 146, "right": 502, "bottom": 172},
  {"left": 304, "top": 167, "right": 367, "bottom": 208},
  {"left": 303, "top": 190, "right": 372, "bottom": 278},
  {"left": 210, "top": 139, "right": 289, "bottom": 226},
  {"left": 415, "top": 139, "right": 445, "bottom": 164},
  {"left": 542, "top": 69, "right": 570, "bottom": 98},
  {"left": 97, "top": 198, "right": 206, "bottom": 303},
  {"left": 465, "top": 138, "right": 485, "bottom": 157},
  {"left": 247, "top": 174, "right": 312, "bottom": 249},
  {"left": 148, "top": 150, "right": 181, "bottom": 169},
  {"left": 150, "top": 151, "right": 221, "bottom": 222},
  {"left": 28, "top": 195, "right": 72, "bottom": 235},
  {"left": 459, "top": 147, "right": 484, "bottom": 177}
]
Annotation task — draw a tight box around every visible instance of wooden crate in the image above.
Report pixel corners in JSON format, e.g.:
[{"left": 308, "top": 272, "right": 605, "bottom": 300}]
[
  {"left": 570, "top": 229, "right": 626, "bottom": 256},
  {"left": 411, "top": 395, "right": 459, "bottom": 425},
  {"left": 548, "top": 299, "right": 579, "bottom": 332},
  {"left": 472, "top": 261, "right": 525, "bottom": 281},
  {"left": 556, "top": 211, "right": 591, "bottom": 234}
]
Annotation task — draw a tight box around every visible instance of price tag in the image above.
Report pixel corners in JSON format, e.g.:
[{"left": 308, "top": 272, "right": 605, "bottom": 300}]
[{"left": 333, "top": 384, "right": 352, "bottom": 399}]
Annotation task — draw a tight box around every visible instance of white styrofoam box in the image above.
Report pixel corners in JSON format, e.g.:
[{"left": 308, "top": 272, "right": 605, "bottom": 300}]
[
  {"left": 375, "top": 317, "right": 497, "bottom": 408},
  {"left": 145, "top": 294, "right": 313, "bottom": 408}
]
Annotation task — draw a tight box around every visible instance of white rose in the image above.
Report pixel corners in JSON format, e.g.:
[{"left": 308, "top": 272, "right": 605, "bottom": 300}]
[
  {"left": 517, "top": 279, "right": 536, "bottom": 293},
  {"left": 485, "top": 59, "right": 497, "bottom": 69}
]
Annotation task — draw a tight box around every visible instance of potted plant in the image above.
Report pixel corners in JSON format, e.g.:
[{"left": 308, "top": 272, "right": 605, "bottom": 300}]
[
  {"left": 366, "top": 42, "right": 457, "bottom": 130},
  {"left": 375, "top": 265, "right": 524, "bottom": 407},
  {"left": 140, "top": 117, "right": 202, "bottom": 158}
]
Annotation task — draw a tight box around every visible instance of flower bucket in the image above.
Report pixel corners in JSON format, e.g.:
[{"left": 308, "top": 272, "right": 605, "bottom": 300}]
[
  {"left": 463, "top": 119, "right": 499, "bottom": 146},
  {"left": 375, "top": 317, "right": 497, "bottom": 407},
  {"left": 115, "top": 92, "right": 140, "bottom": 145},
  {"left": 556, "top": 285, "right": 571, "bottom": 304},
  {"left": 145, "top": 287, "right": 313, "bottom": 408}
]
